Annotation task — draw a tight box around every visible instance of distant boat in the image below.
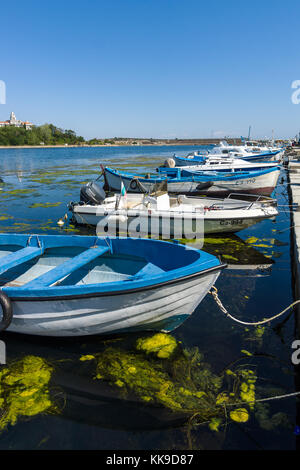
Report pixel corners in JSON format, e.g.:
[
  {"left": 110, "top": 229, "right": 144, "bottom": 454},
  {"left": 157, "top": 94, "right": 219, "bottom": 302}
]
[
  {"left": 0, "top": 233, "right": 225, "bottom": 336},
  {"left": 102, "top": 166, "right": 281, "bottom": 196},
  {"left": 178, "top": 142, "right": 281, "bottom": 162},
  {"left": 170, "top": 154, "right": 280, "bottom": 171},
  {"left": 207, "top": 140, "right": 283, "bottom": 161},
  {"left": 69, "top": 192, "right": 278, "bottom": 236}
]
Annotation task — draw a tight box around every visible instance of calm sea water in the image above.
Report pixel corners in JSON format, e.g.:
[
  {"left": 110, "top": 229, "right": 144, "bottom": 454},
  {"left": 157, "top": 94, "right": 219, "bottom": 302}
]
[{"left": 0, "top": 146, "right": 298, "bottom": 450}]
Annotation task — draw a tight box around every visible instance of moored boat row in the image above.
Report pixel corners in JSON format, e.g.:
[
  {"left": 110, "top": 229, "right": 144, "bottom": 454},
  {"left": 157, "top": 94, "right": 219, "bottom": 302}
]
[{"left": 0, "top": 143, "right": 286, "bottom": 338}]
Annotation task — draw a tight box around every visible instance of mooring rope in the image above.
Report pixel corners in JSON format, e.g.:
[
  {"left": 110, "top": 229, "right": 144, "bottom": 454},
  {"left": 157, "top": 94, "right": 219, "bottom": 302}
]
[
  {"left": 223, "top": 390, "right": 300, "bottom": 407},
  {"left": 209, "top": 286, "right": 300, "bottom": 326}
]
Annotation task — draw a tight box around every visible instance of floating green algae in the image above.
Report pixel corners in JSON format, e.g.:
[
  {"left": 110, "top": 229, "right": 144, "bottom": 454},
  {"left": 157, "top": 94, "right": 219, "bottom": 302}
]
[
  {"left": 0, "top": 356, "right": 58, "bottom": 432},
  {"left": 0, "top": 213, "right": 14, "bottom": 221},
  {"left": 245, "top": 236, "right": 286, "bottom": 250},
  {"left": 229, "top": 408, "right": 249, "bottom": 423},
  {"left": 12, "top": 222, "right": 34, "bottom": 232},
  {"left": 0, "top": 188, "right": 40, "bottom": 200},
  {"left": 180, "top": 235, "right": 275, "bottom": 267},
  {"left": 80, "top": 333, "right": 262, "bottom": 431},
  {"left": 29, "top": 202, "right": 62, "bottom": 208},
  {"left": 222, "top": 254, "right": 239, "bottom": 261},
  {"left": 255, "top": 402, "right": 290, "bottom": 431},
  {"left": 136, "top": 333, "right": 178, "bottom": 359},
  {"left": 244, "top": 324, "right": 266, "bottom": 344},
  {"left": 238, "top": 369, "right": 257, "bottom": 410}
]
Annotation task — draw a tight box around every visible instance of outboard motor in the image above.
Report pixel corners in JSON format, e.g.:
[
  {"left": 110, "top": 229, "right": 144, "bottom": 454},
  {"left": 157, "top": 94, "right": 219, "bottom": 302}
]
[{"left": 80, "top": 180, "right": 106, "bottom": 205}]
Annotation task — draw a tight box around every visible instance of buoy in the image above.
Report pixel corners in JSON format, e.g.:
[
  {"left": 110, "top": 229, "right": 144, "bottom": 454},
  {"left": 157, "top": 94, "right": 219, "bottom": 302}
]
[
  {"left": 57, "top": 214, "right": 68, "bottom": 226},
  {"left": 164, "top": 158, "right": 176, "bottom": 168}
]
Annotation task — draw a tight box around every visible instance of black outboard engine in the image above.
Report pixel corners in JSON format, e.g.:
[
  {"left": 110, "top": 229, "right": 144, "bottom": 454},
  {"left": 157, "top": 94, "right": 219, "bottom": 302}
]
[{"left": 80, "top": 180, "right": 106, "bottom": 205}]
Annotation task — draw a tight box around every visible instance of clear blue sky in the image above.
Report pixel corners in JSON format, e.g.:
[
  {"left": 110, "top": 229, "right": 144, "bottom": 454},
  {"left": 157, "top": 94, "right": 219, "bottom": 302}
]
[{"left": 1, "top": 0, "right": 300, "bottom": 140}]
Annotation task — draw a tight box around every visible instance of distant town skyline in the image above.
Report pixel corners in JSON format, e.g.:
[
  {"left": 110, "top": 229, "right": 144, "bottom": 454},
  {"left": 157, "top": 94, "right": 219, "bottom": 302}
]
[{"left": 1, "top": 0, "right": 300, "bottom": 140}]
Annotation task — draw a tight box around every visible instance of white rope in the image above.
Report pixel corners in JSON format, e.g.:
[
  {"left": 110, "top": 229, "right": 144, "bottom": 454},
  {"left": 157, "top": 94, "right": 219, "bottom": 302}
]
[
  {"left": 221, "top": 390, "right": 300, "bottom": 408},
  {"left": 209, "top": 286, "right": 300, "bottom": 326}
]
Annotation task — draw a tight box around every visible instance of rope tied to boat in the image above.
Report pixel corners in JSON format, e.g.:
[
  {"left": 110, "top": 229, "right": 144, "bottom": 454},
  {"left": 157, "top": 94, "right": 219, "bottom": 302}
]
[{"left": 209, "top": 285, "right": 300, "bottom": 326}]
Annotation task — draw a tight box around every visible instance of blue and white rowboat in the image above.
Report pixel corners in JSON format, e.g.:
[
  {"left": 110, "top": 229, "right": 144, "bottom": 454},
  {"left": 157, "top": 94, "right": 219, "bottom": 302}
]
[
  {"left": 0, "top": 234, "right": 225, "bottom": 336},
  {"left": 103, "top": 166, "right": 281, "bottom": 196}
]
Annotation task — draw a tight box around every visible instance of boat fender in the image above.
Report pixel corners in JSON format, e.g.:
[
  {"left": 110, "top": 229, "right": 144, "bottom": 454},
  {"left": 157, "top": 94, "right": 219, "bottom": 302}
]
[
  {"left": 0, "top": 290, "right": 13, "bottom": 332},
  {"left": 164, "top": 158, "right": 176, "bottom": 168},
  {"left": 130, "top": 179, "right": 138, "bottom": 190}
]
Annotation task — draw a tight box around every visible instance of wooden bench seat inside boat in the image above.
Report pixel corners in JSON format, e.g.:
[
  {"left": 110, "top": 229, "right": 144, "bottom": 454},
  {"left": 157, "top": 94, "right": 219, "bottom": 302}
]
[
  {"left": 24, "top": 245, "right": 110, "bottom": 288},
  {"left": 0, "top": 246, "right": 43, "bottom": 276}
]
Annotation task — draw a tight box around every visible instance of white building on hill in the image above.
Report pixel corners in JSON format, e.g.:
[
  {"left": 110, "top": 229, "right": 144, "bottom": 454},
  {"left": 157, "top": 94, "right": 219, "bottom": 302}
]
[{"left": 0, "top": 112, "right": 33, "bottom": 130}]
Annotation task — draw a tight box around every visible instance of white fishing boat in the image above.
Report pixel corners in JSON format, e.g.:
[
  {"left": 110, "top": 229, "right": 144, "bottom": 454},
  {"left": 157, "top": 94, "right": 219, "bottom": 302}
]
[
  {"left": 209, "top": 140, "right": 283, "bottom": 160},
  {"left": 243, "top": 140, "right": 285, "bottom": 157},
  {"left": 69, "top": 191, "right": 278, "bottom": 236},
  {"left": 175, "top": 141, "right": 282, "bottom": 162},
  {"left": 0, "top": 234, "right": 225, "bottom": 337},
  {"left": 170, "top": 154, "right": 279, "bottom": 171}
]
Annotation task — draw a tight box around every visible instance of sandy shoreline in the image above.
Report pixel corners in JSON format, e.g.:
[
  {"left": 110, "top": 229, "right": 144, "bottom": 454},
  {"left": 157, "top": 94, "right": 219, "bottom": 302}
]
[{"left": 0, "top": 143, "right": 203, "bottom": 149}]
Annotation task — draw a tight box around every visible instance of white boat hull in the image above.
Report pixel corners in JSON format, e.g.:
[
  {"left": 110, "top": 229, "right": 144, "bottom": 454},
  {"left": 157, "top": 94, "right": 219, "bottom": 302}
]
[
  {"left": 72, "top": 210, "right": 276, "bottom": 235},
  {"left": 7, "top": 272, "right": 220, "bottom": 336},
  {"left": 187, "top": 168, "right": 280, "bottom": 196}
]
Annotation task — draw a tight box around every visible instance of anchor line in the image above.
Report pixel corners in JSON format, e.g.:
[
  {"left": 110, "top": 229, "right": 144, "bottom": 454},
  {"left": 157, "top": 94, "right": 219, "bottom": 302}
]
[{"left": 209, "top": 285, "right": 300, "bottom": 326}]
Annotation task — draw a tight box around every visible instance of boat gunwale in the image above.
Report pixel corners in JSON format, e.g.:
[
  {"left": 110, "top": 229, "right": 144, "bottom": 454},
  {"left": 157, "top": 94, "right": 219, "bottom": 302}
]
[
  {"left": 105, "top": 166, "right": 281, "bottom": 183},
  {"left": 71, "top": 205, "right": 279, "bottom": 220},
  {"left": 5, "top": 263, "right": 227, "bottom": 301},
  {"left": 0, "top": 233, "right": 225, "bottom": 299}
]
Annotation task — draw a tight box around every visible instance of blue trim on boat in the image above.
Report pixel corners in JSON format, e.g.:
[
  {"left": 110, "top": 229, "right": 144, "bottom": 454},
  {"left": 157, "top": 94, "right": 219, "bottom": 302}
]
[
  {"left": 105, "top": 166, "right": 280, "bottom": 184},
  {"left": 0, "top": 246, "right": 44, "bottom": 276},
  {"left": 174, "top": 150, "right": 280, "bottom": 163},
  {"left": 0, "top": 234, "right": 225, "bottom": 300}
]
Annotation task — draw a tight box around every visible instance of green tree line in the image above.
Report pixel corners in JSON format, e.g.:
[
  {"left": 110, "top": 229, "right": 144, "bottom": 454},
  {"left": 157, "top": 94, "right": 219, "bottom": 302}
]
[{"left": 0, "top": 124, "right": 86, "bottom": 146}]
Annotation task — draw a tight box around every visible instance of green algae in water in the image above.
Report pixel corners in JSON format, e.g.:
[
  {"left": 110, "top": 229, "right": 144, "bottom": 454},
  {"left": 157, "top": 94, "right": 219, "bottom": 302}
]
[
  {"left": 136, "top": 333, "right": 178, "bottom": 358},
  {"left": 0, "top": 214, "right": 14, "bottom": 221},
  {"left": 0, "top": 356, "right": 59, "bottom": 432},
  {"left": 255, "top": 402, "right": 290, "bottom": 431},
  {"left": 80, "top": 333, "right": 263, "bottom": 430},
  {"left": 29, "top": 202, "right": 62, "bottom": 208},
  {"left": 0, "top": 188, "right": 40, "bottom": 200},
  {"left": 222, "top": 254, "right": 239, "bottom": 262}
]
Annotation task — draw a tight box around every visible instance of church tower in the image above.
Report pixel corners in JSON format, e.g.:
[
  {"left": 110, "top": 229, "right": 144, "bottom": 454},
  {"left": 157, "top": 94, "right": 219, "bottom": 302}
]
[{"left": 9, "top": 112, "right": 17, "bottom": 125}]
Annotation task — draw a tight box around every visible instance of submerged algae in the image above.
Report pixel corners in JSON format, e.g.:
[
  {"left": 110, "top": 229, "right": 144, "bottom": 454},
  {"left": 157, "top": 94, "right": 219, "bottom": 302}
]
[
  {"left": 136, "top": 333, "right": 178, "bottom": 358},
  {"left": 29, "top": 202, "right": 62, "bottom": 208},
  {"left": 80, "top": 333, "right": 262, "bottom": 431},
  {"left": 0, "top": 355, "right": 58, "bottom": 432}
]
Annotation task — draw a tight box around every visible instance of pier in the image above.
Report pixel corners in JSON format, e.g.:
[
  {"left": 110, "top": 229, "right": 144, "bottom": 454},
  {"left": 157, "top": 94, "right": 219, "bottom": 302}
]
[{"left": 287, "top": 149, "right": 300, "bottom": 318}]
